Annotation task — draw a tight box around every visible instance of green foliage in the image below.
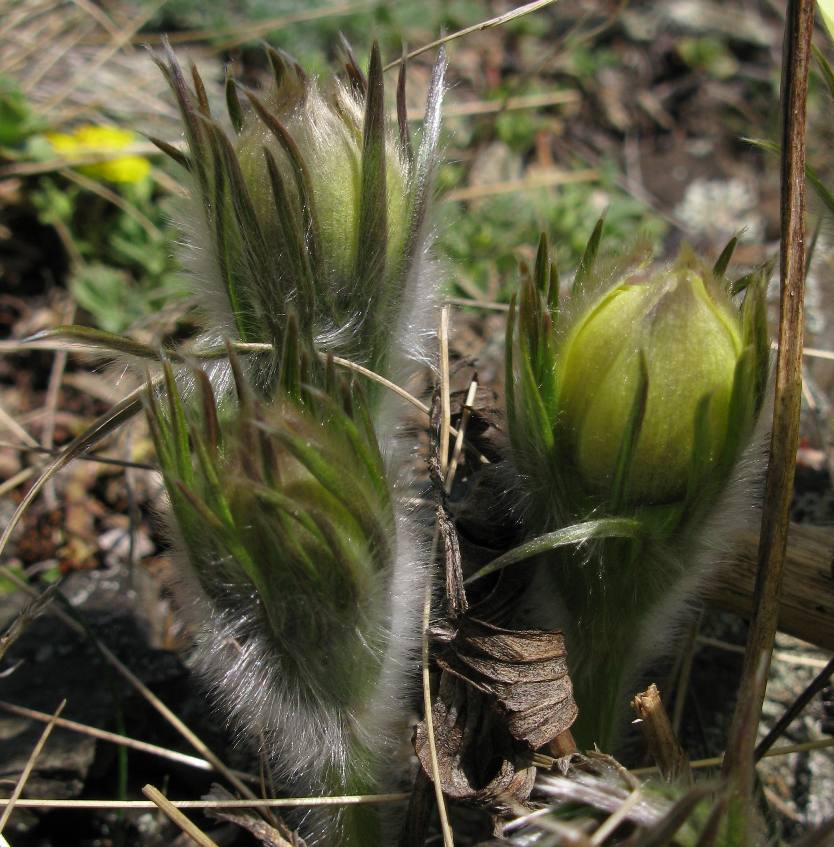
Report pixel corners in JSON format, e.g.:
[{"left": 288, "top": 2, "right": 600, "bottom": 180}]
[
  {"left": 676, "top": 37, "right": 738, "bottom": 80},
  {"left": 439, "top": 163, "right": 666, "bottom": 302},
  {"left": 0, "top": 75, "right": 43, "bottom": 149},
  {"left": 144, "top": 0, "right": 475, "bottom": 62},
  {"left": 30, "top": 177, "right": 186, "bottom": 333}
]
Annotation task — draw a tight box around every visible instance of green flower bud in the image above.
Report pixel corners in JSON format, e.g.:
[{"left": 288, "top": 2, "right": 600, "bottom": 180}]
[
  {"left": 558, "top": 262, "right": 743, "bottom": 505},
  {"left": 503, "top": 229, "right": 771, "bottom": 750},
  {"left": 146, "top": 351, "right": 422, "bottom": 845},
  {"left": 153, "top": 40, "right": 446, "bottom": 396}
]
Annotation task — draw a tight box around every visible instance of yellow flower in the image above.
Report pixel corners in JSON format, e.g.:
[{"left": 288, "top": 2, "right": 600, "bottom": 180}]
[{"left": 46, "top": 125, "right": 150, "bottom": 183}]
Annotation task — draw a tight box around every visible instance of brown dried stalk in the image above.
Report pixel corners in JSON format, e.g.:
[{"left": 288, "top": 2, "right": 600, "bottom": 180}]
[
  {"left": 723, "top": 0, "right": 814, "bottom": 774},
  {"left": 630, "top": 684, "right": 691, "bottom": 785}
]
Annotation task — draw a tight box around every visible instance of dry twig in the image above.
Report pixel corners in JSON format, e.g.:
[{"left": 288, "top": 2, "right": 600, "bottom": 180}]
[
  {"left": 724, "top": 0, "right": 815, "bottom": 775},
  {"left": 0, "top": 699, "right": 66, "bottom": 834}
]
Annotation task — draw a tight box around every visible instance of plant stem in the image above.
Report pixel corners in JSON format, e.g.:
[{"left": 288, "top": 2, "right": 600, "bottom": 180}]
[{"left": 723, "top": 0, "right": 814, "bottom": 777}]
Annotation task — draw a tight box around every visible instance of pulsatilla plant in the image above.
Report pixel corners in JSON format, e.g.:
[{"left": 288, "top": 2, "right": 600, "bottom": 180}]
[
  {"left": 147, "top": 345, "right": 422, "bottom": 845},
  {"left": 504, "top": 228, "right": 770, "bottom": 750},
  {"left": 135, "top": 41, "right": 447, "bottom": 845}
]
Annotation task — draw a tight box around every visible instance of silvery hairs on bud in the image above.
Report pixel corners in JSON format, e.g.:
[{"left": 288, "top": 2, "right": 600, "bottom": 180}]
[
  {"left": 151, "top": 39, "right": 446, "bottom": 412},
  {"left": 146, "top": 347, "right": 430, "bottom": 845}
]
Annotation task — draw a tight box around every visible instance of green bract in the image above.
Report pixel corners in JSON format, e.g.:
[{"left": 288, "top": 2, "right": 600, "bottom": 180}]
[{"left": 505, "top": 228, "right": 771, "bottom": 749}]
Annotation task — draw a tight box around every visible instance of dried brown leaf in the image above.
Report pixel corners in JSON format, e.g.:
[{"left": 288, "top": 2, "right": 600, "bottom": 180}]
[{"left": 436, "top": 617, "right": 577, "bottom": 750}]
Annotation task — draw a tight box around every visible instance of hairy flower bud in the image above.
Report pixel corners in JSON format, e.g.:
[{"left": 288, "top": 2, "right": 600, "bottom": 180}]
[
  {"left": 558, "top": 262, "right": 744, "bottom": 505},
  {"left": 152, "top": 40, "right": 446, "bottom": 399},
  {"left": 503, "top": 229, "right": 771, "bottom": 749},
  {"left": 129, "top": 42, "right": 447, "bottom": 844},
  {"left": 146, "top": 351, "right": 424, "bottom": 844}
]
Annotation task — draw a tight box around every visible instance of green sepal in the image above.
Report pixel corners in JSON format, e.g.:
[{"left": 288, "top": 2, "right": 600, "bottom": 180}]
[
  {"left": 534, "top": 232, "right": 550, "bottom": 295},
  {"left": 146, "top": 135, "right": 190, "bottom": 171},
  {"left": 685, "top": 390, "right": 717, "bottom": 510},
  {"left": 161, "top": 357, "right": 193, "bottom": 487},
  {"left": 263, "top": 146, "right": 316, "bottom": 313},
  {"left": 243, "top": 87, "right": 322, "bottom": 276},
  {"left": 547, "top": 261, "right": 560, "bottom": 324},
  {"left": 719, "top": 346, "right": 756, "bottom": 475},
  {"left": 224, "top": 66, "right": 244, "bottom": 134},
  {"left": 278, "top": 312, "right": 302, "bottom": 402},
  {"left": 572, "top": 215, "right": 605, "bottom": 296},
  {"left": 189, "top": 63, "right": 211, "bottom": 117},
  {"left": 713, "top": 234, "right": 738, "bottom": 279},
  {"left": 354, "top": 42, "right": 388, "bottom": 341},
  {"left": 740, "top": 265, "right": 771, "bottom": 413}
]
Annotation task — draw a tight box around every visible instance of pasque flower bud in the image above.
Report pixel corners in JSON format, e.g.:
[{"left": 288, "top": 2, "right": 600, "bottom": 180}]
[
  {"left": 146, "top": 345, "right": 424, "bottom": 845},
  {"left": 558, "top": 260, "right": 749, "bottom": 506},
  {"left": 504, "top": 229, "right": 770, "bottom": 749},
  {"left": 151, "top": 40, "right": 446, "bottom": 399},
  {"left": 141, "top": 43, "right": 446, "bottom": 844}
]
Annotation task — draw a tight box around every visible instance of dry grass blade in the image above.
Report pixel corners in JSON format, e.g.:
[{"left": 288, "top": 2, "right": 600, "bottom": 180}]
[
  {"left": 446, "top": 168, "right": 598, "bottom": 202},
  {"left": 420, "top": 560, "right": 455, "bottom": 847},
  {"left": 444, "top": 377, "right": 478, "bottom": 495},
  {"left": 0, "top": 467, "right": 37, "bottom": 498},
  {"left": 142, "top": 785, "right": 220, "bottom": 847},
  {"left": 724, "top": 0, "right": 815, "bottom": 775},
  {"left": 383, "top": 0, "right": 562, "bottom": 71},
  {"left": 41, "top": 2, "right": 162, "bottom": 113},
  {"left": 69, "top": 0, "right": 123, "bottom": 40},
  {"left": 590, "top": 789, "right": 643, "bottom": 845},
  {"left": 0, "top": 701, "right": 258, "bottom": 784},
  {"left": 802, "top": 346, "right": 834, "bottom": 360},
  {"left": 627, "top": 736, "right": 834, "bottom": 777},
  {"left": 0, "top": 794, "right": 410, "bottom": 810},
  {"left": 405, "top": 90, "right": 579, "bottom": 122},
  {"left": 42, "top": 299, "right": 76, "bottom": 510},
  {"left": 446, "top": 297, "right": 511, "bottom": 312},
  {"left": 439, "top": 306, "right": 451, "bottom": 478},
  {"left": 0, "top": 401, "right": 38, "bottom": 447},
  {"left": 0, "top": 440, "right": 155, "bottom": 471},
  {"left": 0, "top": 586, "right": 57, "bottom": 664},
  {"left": 755, "top": 655, "right": 834, "bottom": 760},
  {"left": 0, "top": 699, "right": 66, "bottom": 834},
  {"left": 0, "top": 144, "right": 163, "bottom": 179}
]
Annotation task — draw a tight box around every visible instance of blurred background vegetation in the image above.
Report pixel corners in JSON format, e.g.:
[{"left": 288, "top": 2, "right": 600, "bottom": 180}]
[{"left": 0, "top": 0, "right": 705, "bottom": 335}]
